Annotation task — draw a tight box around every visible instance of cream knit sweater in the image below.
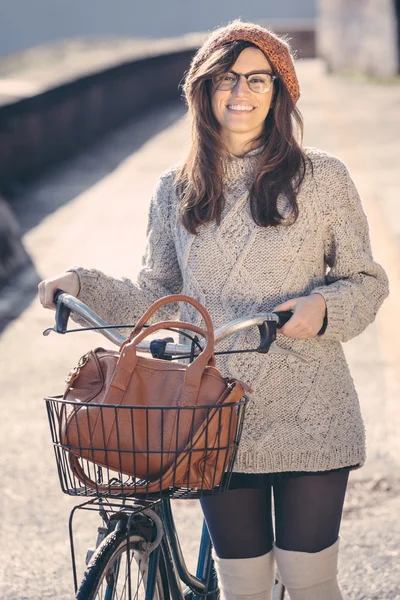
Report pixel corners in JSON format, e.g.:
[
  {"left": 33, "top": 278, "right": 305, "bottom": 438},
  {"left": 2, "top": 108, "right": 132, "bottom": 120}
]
[{"left": 70, "top": 146, "right": 389, "bottom": 474}]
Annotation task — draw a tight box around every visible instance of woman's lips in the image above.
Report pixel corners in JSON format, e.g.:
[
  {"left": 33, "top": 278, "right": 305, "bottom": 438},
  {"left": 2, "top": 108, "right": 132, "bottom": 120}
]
[{"left": 226, "top": 104, "right": 255, "bottom": 114}]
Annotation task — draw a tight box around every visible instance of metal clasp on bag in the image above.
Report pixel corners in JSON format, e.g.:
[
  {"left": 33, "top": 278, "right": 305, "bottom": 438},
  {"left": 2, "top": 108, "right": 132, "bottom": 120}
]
[{"left": 65, "top": 351, "right": 91, "bottom": 385}]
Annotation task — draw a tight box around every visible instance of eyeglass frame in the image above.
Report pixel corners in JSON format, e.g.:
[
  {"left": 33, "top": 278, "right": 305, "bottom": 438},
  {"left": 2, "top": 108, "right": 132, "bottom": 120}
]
[{"left": 212, "top": 70, "right": 279, "bottom": 94}]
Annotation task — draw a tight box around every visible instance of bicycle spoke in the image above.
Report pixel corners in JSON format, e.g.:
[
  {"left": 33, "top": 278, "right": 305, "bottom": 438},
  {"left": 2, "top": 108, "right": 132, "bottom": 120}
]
[
  {"left": 110, "top": 550, "right": 146, "bottom": 600},
  {"left": 77, "top": 529, "right": 166, "bottom": 600},
  {"left": 134, "top": 555, "right": 141, "bottom": 600},
  {"left": 109, "top": 559, "right": 121, "bottom": 600}
]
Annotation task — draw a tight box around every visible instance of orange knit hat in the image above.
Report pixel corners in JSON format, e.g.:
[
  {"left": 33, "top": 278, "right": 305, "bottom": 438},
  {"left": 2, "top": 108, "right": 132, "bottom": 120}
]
[{"left": 190, "top": 20, "right": 300, "bottom": 104}]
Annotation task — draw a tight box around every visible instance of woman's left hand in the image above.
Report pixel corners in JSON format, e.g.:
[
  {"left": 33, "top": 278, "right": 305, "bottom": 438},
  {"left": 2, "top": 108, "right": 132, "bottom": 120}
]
[{"left": 272, "top": 293, "right": 327, "bottom": 339}]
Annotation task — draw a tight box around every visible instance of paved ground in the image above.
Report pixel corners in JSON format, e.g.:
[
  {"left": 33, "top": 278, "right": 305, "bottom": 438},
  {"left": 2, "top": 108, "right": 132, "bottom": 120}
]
[{"left": 0, "top": 59, "right": 399, "bottom": 599}]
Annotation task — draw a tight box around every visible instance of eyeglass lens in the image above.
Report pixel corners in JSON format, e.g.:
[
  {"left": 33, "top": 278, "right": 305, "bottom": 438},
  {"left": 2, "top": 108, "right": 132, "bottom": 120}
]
[{"left": 214, "top": 73, "right": 274, "bottom": 94}]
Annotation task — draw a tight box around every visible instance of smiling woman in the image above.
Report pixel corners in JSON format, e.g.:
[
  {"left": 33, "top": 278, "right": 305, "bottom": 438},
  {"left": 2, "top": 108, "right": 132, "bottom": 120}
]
[
  {"left": 177, "top": 31, "right": 305, "bottom": 234},
  {"left": 39, "top": 19, "right": 389, "bottom": 600}
]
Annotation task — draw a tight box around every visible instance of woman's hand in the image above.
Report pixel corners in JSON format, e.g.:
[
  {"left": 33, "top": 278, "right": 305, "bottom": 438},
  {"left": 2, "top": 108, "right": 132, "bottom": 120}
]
[
  {"left": 38, "top": 271, "right": 80, "bottom": 310},
  {"left": 273, "top": 293, "right": 327, "bottom": 339}
]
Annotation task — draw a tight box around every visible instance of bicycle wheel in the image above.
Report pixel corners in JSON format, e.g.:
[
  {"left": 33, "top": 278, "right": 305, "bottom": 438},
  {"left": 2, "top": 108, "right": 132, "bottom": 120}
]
[{"left": 76, "top": 528, "right": 169, "bottom": 600}]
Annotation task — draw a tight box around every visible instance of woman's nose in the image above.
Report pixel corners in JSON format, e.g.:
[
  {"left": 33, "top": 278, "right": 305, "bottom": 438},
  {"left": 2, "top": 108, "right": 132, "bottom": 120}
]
[{"left": 232, "top": 75, "right": 250, "bottom": 96}]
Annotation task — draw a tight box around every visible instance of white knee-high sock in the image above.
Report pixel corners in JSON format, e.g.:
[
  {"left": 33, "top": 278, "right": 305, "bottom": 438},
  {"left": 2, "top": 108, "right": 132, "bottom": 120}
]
[
  {"left": 213, "top": 549, "right": 275, "bottom": 600},
  {"left": 274, "top": 538, "right": 343, "bottom": 600}
]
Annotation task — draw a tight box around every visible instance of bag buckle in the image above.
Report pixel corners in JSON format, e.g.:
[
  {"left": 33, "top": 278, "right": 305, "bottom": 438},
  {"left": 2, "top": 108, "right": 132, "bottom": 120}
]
[{"left": 65, "top": 351, "right": 91, "bottom": 385}]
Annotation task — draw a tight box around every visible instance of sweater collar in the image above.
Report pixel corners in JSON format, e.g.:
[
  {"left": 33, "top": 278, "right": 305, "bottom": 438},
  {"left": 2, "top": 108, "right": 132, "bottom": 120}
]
[{"left": 221, "top": 145, "right": 264, "bottom": 187}]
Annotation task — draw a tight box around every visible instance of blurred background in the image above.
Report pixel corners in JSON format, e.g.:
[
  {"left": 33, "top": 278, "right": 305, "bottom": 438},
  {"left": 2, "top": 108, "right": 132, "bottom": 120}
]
[
  {"left": 0, "top": 1, "right": 399, "bottom": 599},
  {"left": 0, "top": 0, "right": 316, "bottom": 56}
]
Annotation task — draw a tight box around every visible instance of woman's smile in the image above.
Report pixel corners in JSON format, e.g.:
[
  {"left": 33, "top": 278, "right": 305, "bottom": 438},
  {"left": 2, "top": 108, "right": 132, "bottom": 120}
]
[{"left": 226, "top": 104, "right": 256, "bottom": 113}]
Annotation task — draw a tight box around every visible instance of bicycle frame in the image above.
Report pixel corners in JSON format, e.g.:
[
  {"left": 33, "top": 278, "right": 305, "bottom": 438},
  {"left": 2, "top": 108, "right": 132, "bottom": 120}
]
[{"left": 159, "top": 499, "right": 217, "bottom": 600}]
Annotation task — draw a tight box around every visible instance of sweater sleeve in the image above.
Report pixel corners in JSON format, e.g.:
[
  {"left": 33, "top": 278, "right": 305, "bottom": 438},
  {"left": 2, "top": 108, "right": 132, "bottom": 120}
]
[
  {"left": 68, "top": 170, "right": 183, "bottom": 330},
  {"left": 311, "top": 158, "right": 389, "bottom": 342}
]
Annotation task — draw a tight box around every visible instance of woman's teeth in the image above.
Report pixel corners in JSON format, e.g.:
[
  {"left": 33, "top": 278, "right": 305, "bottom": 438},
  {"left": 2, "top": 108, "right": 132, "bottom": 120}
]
[{"left": 227, "top": 105, "right": 254, "bottom": 111}]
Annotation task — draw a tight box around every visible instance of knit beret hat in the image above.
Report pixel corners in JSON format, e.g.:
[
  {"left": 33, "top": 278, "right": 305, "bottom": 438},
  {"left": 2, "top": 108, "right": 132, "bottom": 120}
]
[{"left": 189, "top": 20, "right": 300, "bottom": 104}]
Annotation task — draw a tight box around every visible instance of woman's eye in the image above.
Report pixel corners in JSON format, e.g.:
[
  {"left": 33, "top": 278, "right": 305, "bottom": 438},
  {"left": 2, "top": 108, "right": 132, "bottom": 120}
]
[
  {"left": 223, "top": 75, "right": 236, "bottom": 82},
  {"left": 249, "top": 76, "right": 266, "bottom": 84}
]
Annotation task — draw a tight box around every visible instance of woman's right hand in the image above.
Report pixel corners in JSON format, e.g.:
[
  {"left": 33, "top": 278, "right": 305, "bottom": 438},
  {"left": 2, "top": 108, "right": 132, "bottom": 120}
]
[{"left": 38, "top": 271, "right": 80, "bottom": 310}]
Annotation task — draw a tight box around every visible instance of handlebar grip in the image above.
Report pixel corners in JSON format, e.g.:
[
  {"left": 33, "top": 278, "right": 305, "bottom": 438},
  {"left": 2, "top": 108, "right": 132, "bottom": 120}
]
[
  {"left": 275, "top": 311, "right": 293, "bottom": 328},
  {"left": 54, "top": 289, "right": 71, "bottom": 333},
  {"left": 257, "top": 311, "right": 293, "bottom": 353}
]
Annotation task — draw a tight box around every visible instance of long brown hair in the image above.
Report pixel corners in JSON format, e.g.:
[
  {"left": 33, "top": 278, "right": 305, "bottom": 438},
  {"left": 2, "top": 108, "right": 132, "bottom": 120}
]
[{"left": 176, "top": 40, "right": 310, "bottom": 234}]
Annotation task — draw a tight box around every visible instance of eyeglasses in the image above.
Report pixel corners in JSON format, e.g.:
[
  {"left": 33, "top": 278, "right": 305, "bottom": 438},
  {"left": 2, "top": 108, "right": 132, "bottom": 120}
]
[{"left": 212, "top": 71, "right": 278, "bottom": 94}]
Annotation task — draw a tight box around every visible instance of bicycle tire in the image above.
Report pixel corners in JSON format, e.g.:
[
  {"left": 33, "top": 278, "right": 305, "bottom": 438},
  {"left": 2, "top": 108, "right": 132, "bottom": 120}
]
[{"left": 76, "top": 528, "right": 170, "bottom": 600}]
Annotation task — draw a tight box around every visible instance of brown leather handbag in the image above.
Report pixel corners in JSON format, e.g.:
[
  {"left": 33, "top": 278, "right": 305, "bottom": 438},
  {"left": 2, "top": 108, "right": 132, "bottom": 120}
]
[{"left": 60, "top": 294, "right": 250, "bottom": 494}]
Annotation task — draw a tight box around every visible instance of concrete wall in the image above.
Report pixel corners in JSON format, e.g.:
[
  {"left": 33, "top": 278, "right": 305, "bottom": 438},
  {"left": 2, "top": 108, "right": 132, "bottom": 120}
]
[
  {"left": 0, "top": 46, "right": 195, "bottom": 190},
  {"left": 317, "top": 0, "right": 399, "bottom": 76},
  {"left": 0, "top": 0, "right": 315, "bottom": 58}
]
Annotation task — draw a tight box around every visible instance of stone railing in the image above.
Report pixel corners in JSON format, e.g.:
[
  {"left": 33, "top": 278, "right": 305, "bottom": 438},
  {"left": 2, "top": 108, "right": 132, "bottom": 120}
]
[{"left": 0, "top": 38, "right": 199, "bottom": 191}]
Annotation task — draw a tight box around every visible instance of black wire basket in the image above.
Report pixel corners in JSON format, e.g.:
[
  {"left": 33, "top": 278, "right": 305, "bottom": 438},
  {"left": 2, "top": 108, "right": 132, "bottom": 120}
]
[{"left": 45, "top": 395, "right": 248, "bottom": 500}]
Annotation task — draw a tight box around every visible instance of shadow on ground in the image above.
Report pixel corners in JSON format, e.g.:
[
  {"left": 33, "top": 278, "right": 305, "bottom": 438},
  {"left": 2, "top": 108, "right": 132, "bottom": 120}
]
[
  {"left": 6, "top": 100, "right": 186, "bottom": 234},
  {"left": 0, "top": 100, "right": 186, "bottom": 333}
]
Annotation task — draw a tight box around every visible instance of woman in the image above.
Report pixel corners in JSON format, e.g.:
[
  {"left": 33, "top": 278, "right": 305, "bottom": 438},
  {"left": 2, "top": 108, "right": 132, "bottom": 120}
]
[{"left": 39, "top": 21, "right": 389, "bottom": 600}]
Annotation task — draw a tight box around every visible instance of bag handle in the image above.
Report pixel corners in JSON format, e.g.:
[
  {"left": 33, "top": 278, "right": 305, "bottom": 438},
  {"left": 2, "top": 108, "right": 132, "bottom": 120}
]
[
  {"left": 133, "top": 295, "right": 216, "bottom": 401},
  {"left": 108, "top": 320, "right": 215, "bottom": 407},
  {"left": 131, "top": 294, "right": 214, "bottom": 342},
  {"left": 109, "top": 296, "right": 217, "bottom": 405}
]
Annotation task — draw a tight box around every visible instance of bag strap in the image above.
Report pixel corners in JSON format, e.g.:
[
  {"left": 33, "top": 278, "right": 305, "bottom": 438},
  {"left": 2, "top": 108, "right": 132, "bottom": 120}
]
[
  {"left": 131, "top": 294, "right": 214, "bottom": 341},
  {"left": 127, "top": 319, "right": 214, "bottom": 365},
  {"left": 107, "top": 320, "right": 216, "bottom": 407},
  {"left": 110, "top": 296, "right": 217, "bottom": 406}
]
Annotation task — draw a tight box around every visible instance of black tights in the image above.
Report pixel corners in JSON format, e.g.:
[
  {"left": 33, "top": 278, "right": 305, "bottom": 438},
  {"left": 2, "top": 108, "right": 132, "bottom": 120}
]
[{"left": 200, "top": 469, "right": 350, "bottom": 559}]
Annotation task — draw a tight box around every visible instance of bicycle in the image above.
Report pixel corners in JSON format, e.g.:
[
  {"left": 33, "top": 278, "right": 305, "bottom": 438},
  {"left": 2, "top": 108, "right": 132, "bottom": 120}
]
[{"left": 44, "top": 291, "right": 305, "bottom": 599}]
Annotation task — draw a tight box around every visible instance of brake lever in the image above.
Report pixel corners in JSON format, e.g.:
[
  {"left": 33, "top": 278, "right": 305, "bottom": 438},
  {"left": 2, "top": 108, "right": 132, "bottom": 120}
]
[
  {"left": 256, "top": 321, "right": 277, "bottom": 353},
  {"left": 257, "top": 311, "right": 310, "bottom": 363},
  {"left": 257, "top": 311, "right": 293, "bottom": 353},
  {"left": 42, "top": 289, "right": 70, "bottom": 336},
  {"left": 269, "top": 342, "right": 310, "bottom": 363}
]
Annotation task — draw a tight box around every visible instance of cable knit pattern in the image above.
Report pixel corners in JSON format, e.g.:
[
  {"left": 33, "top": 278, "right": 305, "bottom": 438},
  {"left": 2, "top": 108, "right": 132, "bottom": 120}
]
[{"left": 69, "top": 147, "right": 389, "bottom": 474}]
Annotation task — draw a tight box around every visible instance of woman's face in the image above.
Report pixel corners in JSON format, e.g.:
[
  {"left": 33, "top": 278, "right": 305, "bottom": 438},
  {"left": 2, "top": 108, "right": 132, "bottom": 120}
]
[{"left": 211, "top": 46, "right": 275, "bottom": 142}]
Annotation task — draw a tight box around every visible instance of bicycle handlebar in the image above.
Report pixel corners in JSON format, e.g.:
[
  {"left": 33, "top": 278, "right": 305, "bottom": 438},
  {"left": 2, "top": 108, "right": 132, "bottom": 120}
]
[{"left": 43, "top": 291, "right": 306, "bottom": 361}]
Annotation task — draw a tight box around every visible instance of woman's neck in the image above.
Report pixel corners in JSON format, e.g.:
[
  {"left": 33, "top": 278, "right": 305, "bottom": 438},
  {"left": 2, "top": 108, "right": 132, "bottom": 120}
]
[{"left": 221, "top": 131, "right": 262, "bottom": 158}]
